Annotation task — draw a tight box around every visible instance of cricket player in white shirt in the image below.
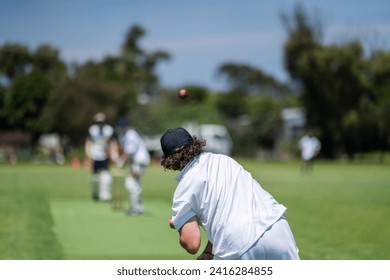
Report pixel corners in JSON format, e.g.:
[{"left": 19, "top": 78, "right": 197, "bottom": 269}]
[
  {"left": 85, "top": 112, "right": 115, "bottom": 201},
  {"left": 160, "top": 128, "right": 299, "bottom": 260},
  {"left": 116, "top": 117, "right": 151, "bottom": 216},
  {"left": 298, "top": 133, "right": 321, "bottom": 173}
]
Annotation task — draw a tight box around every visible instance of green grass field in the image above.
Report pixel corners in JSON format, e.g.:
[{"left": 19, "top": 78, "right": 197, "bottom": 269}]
[{"left": 0, "top": 159, "right": 389, "bottom": 260}]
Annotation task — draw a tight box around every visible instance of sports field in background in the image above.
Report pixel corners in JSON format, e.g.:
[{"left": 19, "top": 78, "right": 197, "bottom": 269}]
[{"left": 0, "top": 158, "right": 389, "bottom": 260}]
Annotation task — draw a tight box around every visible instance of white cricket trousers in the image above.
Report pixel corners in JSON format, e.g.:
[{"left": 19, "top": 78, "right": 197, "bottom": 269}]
[{"left": 236, "top": 216, "right": 300, "bottom": 260}]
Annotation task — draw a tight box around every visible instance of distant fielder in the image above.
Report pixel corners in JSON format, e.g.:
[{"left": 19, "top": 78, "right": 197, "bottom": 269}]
[
  {"left": 85, "top": 112, "right": 115, "bottom": 201},
  {"left": 160, "top": 128, "right": 299, "bottom": 260},
  {"left": 298, "top": 132, "right": 321, "bottom": 173}
]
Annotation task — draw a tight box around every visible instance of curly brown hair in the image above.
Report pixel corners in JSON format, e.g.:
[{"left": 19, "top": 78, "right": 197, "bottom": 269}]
[{"left": 161, "top": 136, "right": 206, "bottom": 171}]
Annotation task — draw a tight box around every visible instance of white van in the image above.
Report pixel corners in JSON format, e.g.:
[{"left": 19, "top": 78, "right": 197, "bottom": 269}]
[
  {"left": 184, "top": 123, "right": 233, "bottom": 156},
  {"left": 144, "top": 123, "right": 233, "bottom": 158}
]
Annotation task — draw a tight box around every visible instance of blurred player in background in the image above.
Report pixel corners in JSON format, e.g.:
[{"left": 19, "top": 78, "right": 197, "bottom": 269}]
[
  {"left": 160, "top": 127, "right": 299, "bottom": 260},
  {"left": 298, "top": 132, "right": 321, "bottom": 173},
  {"left": 115, "top": 117, "right": 150, "bottom": 216},
  {"left": 85, "top": 112, "right": 115, "bottom": 201}
]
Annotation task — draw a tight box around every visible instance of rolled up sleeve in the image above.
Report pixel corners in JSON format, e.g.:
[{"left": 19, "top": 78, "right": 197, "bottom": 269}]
[{"left": 172, "top": 200, "right": 197, "bottom": 230}]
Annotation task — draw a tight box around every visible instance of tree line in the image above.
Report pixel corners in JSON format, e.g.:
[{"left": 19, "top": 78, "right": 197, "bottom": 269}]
[{"left": 1, "top": 5, "right": 389, "bottom": 160}]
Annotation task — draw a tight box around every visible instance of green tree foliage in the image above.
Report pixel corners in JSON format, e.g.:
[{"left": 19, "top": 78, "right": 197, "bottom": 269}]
[
  {"left": 74, "top": 24, "right": 170, "bottom": 117},
  {"left": 217, "top": 62, "right": 289, "bottom": 96},
  {"left": 0, "top": 84, "right": 7, "bottom": 127},
  {"left": 357, "top": 97, "right": 380, "bottom": 152},
  {"left": 119, "top": 25, "right": 170, "bottom": 97},
  {"left": 341, "top": 97, "right": 381, "bottom": 160},
  {"left": 378, "top": 99, "right": 390, "bottom": 156},
  {"left": 2, "top": 19, "right": 388, "bottom": 160},
  {"left": 369, "top": 51, "right": 390, "bottom": 154},
  {"left": 0, "top": 43, "right": 67, "bottom": 136},
  {"left": 215, "top": 63, "right": 290, "bottom": 155},
  {"left": 3, "top": 70, "right": 51, "bottom": 134},
  {"left": 178, "top": 85, "right": 209, "bottom": 103},
  {"left": 0, "top": 43, "right": 66, "bottom": 83},
  {"left": 301, "top": 43, "right": 372, "bottom": 157},
  {"left": 123, "top": 85, "right": 221, "bottom": 138},
  {"left": 215, "top": 61, "right": 292, "bottom": 156},
  {"left": 281, "top": 4, "right": 388, "bottom": 158},
  {"left": 140, "top": 50, "right": 170, "bottom": 96},
  {"left": 43, "top": 78, "right": 127, "bottom": 145},
  {"left": 370, "top": 51, "right": 390, "bottom": 102},
  {"left": 0, "top": 43, "right": 31, "bottom": 81},
  {"left": 281, "top": 3, "right": 322, "bottom": 79},
  {"left": 216, "top": 89, "right": 247, "bottom": 118},
  {"left": 75, "top": 57, "right": 119, "bottom": 81},
  {"left": 32, "top": 44, "right": 67, "bottom": 82},
  {"left": 341, "top": 110, "right": 360, "bottom": 160},
  {"left": 247, "top": 96, "right": 282, "bottom": 150}
]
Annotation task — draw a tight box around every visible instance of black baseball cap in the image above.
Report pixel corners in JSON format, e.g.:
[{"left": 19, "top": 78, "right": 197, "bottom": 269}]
[{"left": 160, "top": 128, "right": 193, "bottom": 157}]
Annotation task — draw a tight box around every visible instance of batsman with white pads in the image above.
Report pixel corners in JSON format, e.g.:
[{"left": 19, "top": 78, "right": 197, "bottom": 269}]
[{"left": 115, "top": 117, "right": 150, "bottom": 216}]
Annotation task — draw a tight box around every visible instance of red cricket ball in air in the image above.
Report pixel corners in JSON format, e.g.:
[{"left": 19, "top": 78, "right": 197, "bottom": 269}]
[{"left": 178, "top": 88, "right": 189, "bottom": 99}]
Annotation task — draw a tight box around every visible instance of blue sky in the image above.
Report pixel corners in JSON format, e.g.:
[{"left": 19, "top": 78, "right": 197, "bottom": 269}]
[{"left": 1, "top": 0, "right": 389, "bottom": 90}]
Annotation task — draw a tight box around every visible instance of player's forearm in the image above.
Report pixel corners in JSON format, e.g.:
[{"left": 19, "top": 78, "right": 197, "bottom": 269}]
[
  {"left": 116, "top": 153, "right": 130, "bottom": 168},
  {"left": 85, "top": 140, "right": 92, "bottom": 158},
  {"left": 178, "top": 217, "right": 201, "bottom": 255}
]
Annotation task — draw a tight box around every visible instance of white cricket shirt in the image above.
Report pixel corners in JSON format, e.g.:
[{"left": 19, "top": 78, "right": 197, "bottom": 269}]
[
  {"left": 88, "top": 124, "right": 114, "bottom": 161},
  {"left": 171, "top": 152, "right": 286, "bottom": 260},
  {"left": 298, "top": 135, "right": 321, "bottom": 160},
  {"left": 120, "top": 128, "right": 151, "bottom": 166}
]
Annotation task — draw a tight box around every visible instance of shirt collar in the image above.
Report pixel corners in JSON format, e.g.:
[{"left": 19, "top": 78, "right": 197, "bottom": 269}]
[{"left": 175, "top": 155, "right": 200, "bottom": 181}]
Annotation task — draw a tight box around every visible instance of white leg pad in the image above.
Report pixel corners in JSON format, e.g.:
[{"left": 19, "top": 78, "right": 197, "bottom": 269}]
[
  {"left": 125, "top": 175, "right": 144, "bottom": 212},
  {"left": 99, "top": 171, "right": 112, "bottom": 201}
]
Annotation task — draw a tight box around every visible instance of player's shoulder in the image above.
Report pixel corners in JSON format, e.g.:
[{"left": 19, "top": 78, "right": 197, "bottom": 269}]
[
  {"left": 88, "top": 123, "right": 114, "bottom": 137},
  {"left": 200, "top": 152, "right": 237, "bottom": 168},
  {"left": 88, "top": 124, "right": 99, "bottom": 136},
  {"left": 102, "top": 124, "right": 114, "bottom": 135},
  {"left": 204, "top": 152, "right": 231, "bottom": 160},
  {"left": 127, "top": 128, "right": 144, "bottom": 138}
]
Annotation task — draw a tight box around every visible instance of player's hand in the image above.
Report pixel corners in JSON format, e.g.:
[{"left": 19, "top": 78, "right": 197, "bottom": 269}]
[
  {"left": 168, "top": 217, "right": 175, "bottom": 229},
  {"left": 196, "top": 252, "right": 214, "bottom": 260}
]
